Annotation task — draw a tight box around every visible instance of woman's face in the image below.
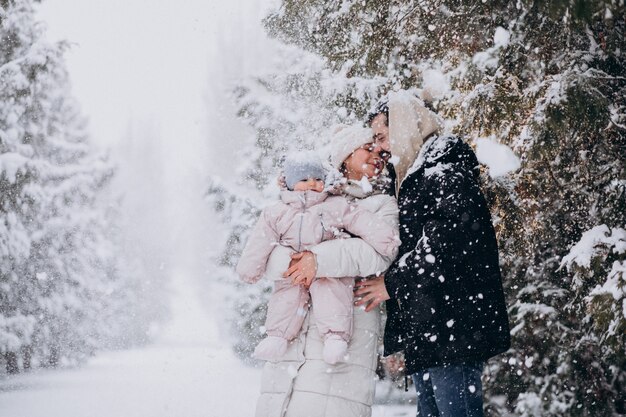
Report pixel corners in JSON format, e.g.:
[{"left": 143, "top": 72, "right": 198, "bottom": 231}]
[{"left": 342, "top": 143, "right": 387, "bottom": 181}]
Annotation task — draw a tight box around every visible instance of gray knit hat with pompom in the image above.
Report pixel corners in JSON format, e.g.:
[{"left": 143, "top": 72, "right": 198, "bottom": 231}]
[{"left": 283, "top": 151, "right": 327, "bottom": 190}]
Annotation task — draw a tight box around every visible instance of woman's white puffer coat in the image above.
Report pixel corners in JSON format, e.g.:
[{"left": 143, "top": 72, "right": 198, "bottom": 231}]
[{"left": 255, "top": 192, "right": 399, "bottom": 417}]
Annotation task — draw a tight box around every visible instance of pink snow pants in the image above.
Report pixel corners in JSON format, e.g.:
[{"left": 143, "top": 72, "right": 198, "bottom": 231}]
[{"left": 264, "top": 277, "right": 354, "bottom": 342}]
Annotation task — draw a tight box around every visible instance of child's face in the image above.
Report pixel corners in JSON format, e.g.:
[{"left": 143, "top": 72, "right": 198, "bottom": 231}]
[{"left": 293, "top": 178, "right": 325, "bottom": 192}]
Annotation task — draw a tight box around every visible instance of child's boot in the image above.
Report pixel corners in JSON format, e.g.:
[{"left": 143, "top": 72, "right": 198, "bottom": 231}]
[
  {"left": 322, "top": 334, "right": 348, "bottom": 365},
  {"left": 253, "top": 336, "right": 288, "bottom": 361}
]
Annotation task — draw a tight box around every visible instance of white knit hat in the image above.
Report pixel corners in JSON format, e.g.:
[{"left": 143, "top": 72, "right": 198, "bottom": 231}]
[{"left": 328, "top": 124, "right": 374, "bottom": 168}]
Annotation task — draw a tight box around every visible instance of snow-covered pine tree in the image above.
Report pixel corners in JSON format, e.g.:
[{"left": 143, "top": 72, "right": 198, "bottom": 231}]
[
  {"left": 0, "top": 0, "right": 42, "bottom": 373},
  {"left": 206, "top": 43, "right": 334, "bottom": 362},
  {"left": 265, "top": 0, "right": 625, "bottom": 415},
  {"left": 1, "top": 0, "right": 151, "bottom": 372}
]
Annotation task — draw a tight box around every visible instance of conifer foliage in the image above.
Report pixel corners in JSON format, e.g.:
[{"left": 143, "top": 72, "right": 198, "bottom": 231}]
[
  {"left": 206, "top": 44, "right": 339, "bottom": 360},
  {"left": 206, "top": 40, "right": 392, "bottom": 360},
  {"left": 0, "top": 0, "right": 149, "bottom": 373}
]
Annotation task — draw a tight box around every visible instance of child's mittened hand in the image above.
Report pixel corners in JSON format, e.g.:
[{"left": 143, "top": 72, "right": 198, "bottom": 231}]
[{"left": 277, "top": 173, "right": 288, "bottom": 190}]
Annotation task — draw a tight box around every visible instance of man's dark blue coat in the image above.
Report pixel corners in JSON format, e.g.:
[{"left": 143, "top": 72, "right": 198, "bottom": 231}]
[{"left": 384, "top": 135, "right": 510, "bottom": 373}]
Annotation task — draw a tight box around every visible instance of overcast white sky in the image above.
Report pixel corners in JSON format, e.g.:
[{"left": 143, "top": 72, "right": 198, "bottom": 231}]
[
  {"left": 35, "top": 0, "right": 275, "bottom": 275},
  {"left": 38, "top": 1, "right": 221, "bottom": 149}
]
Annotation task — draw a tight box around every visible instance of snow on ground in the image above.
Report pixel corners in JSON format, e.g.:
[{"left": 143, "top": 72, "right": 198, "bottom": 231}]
[
  {"left": 0, "top": 273, "right": 261, "bottom": 417},
  {"left": 0, "top": 273, "right": 415, "bottom": 417},
  {"left": 0, "top": 346, "right": 259, "bottom": 417}
]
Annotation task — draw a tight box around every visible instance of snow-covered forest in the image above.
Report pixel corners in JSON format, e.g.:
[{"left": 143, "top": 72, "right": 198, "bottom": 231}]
[
  {"left": 0, "top": 0, "right": 162, "bottom": 372},
  {"left": 1, "top": 0, "right": 625, "bottom": 416}
]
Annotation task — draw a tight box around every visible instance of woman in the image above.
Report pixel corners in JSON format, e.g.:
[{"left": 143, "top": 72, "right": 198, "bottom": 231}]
[{"left": 254, "top": 125, "right": 399, "bottom": 417}]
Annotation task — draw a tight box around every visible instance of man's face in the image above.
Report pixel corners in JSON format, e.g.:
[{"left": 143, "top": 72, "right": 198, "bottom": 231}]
[{"left": 371, "top": 113, "right": 390, "bottom": 153}]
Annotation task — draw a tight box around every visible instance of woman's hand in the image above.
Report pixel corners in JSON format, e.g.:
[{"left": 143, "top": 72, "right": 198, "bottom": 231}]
[
  {"left": 283, "top": 251, "right": 317, "bottom": 287},
  {"left": 354, "top": 275, "right": 390, "bottom": 312}
]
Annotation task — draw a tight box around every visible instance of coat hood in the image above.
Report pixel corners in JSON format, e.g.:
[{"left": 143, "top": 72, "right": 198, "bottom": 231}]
[
  {"left": 342, "top": 176, "right": 390, "bottom": 200},
  {"left": 412, "top": 135, "right": 481, "bottom": 181},
  {"left": 279, "top": 189, "right": 328, "bottom": 208},
  {"left": 388, "top": 90, "right": 443, "bottom": 188}
]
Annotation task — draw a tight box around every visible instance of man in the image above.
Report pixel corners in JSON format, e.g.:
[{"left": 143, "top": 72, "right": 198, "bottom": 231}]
[
  {"left": 355, "top": 90, "right": 510, "bottom": 417},
  {"left": 367, "top": 99, "right": 397, "bottom": 196}
]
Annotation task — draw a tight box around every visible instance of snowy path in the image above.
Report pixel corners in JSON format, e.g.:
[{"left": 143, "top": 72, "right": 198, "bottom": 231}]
[
  {"left": 0, "top": 274, "right": 261, "bottom": 417},
  {"left": 0, "top": 274, "right": 413, "bottom": 417},
  {"left": 0, "top": 345, "right": 259, "bottom": 417}
]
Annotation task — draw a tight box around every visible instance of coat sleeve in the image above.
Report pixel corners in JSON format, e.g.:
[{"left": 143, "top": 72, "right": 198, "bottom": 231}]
[
  {"left": 340, "top": 201, "right": 401, "bottom": 259},
  {"left": 385, "top": 167, "right": 479, "bottom": 299},
  {"left": 235, "top": 208, "right": 280, "bottom": 283},
  {"left": 311, "top": 196, "right": 400, "bottom": 278}
]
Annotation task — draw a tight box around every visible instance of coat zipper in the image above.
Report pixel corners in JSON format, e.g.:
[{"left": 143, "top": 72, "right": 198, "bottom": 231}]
[{"left": 296, "top": 192, "right": 306, "bottom": 252}]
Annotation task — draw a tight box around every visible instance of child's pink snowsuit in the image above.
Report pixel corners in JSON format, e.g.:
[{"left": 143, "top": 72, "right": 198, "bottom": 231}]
[{"left": 236, "top": 189, "right": 400, "bottom": 344}]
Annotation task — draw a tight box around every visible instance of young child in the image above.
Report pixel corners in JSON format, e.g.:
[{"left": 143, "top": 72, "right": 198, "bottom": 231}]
[{"left": 236, "top": 152, "right": 400, "bottom": 364}]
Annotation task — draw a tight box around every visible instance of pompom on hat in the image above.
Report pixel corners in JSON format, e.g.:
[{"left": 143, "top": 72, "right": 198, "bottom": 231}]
[{"left": 328, "top": 124, "right": 374, "bottom": 168}]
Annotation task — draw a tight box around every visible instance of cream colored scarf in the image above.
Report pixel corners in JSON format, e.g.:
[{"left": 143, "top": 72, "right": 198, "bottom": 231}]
[{"left": 388, "top": 90, "right": 443, "bottom": 195}]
